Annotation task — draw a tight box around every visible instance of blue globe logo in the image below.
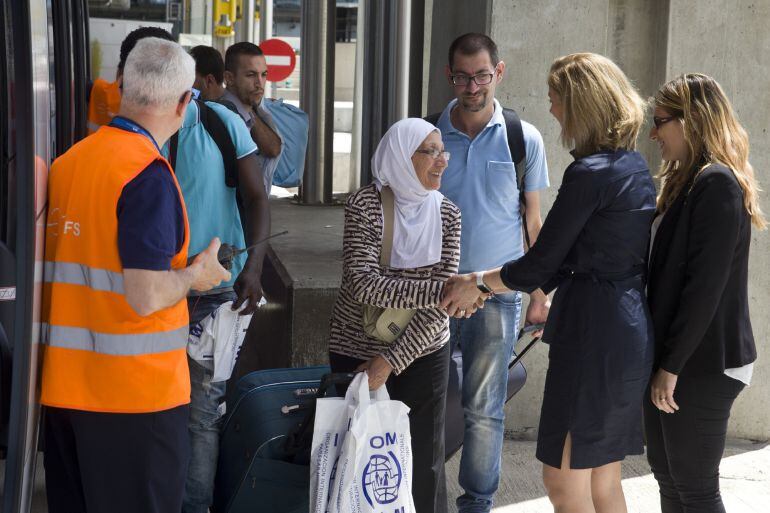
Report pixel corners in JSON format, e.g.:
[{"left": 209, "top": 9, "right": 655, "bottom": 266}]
[{"left": 362, "top": 451, "right": 402, "bottom": 506}]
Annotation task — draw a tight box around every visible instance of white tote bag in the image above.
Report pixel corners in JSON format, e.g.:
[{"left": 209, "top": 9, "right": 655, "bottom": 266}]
[
  {"left": 309, "top": 372, "right": 367, "bottom": 513},
  {"left": 327, "top": 372, "right": 415, "bottom": 513}
]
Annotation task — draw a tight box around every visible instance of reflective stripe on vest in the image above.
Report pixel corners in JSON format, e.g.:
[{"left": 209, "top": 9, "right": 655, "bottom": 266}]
[
  {"left": 44, "top": 261, "right": 124, "bottom": 294},
  {"left": 43, "top": 324, "right": 188, "bottom": 355},
  {"left": 41, "top": 126, "right": 191, "bottom": 413}
]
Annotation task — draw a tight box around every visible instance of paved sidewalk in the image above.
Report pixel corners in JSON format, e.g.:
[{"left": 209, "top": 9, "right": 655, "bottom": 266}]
[
  {"left": 445, "top": 438, "right": 770, "bottom": 513},
  {"left": 5, "top": 438, "right": 767, "bottom": 512}
]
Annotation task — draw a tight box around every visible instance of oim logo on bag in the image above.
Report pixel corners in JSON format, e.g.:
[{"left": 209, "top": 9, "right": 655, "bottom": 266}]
[{"left": 361, "top": 433, "right": 403, "bottom": 508}]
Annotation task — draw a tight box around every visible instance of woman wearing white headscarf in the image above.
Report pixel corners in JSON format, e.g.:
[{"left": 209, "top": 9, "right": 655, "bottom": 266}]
[{"left": 328, "top": 118, "right": 461, "bottom": 513}]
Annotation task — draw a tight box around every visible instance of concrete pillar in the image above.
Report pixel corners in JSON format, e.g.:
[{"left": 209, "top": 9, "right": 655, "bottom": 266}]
[
  {"left": 429, "top": 0, "right": 770, "bottom": 441},
  {"left": 425, "top": 0, "right": 492, "bottom": 115},
  {"left": 486, "top": 0, "right": 613, "bottom": 440},
  {"left": 665, "top": 0, "right": 770, "bottom": 440}
]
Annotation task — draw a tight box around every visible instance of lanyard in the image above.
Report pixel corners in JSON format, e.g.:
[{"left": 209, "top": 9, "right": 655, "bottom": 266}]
[{"left": 109, "top": 116, "right": 161, "bottom": 152}]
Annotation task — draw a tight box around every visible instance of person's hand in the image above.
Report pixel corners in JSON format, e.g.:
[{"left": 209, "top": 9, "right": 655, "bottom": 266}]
[
  {"left": 650, "top": 368, "right": 679, "bottom": 413},
  {"left": 450, "top": 294, "right": 489, "bottom": 319},
  {"left": 190, "top": 237, "right": 231, "bottom": 291},
  {"left": 232, "top": 258, "right": 263, "bottom": 315},
  {"left": 440, "top": 273, "right": 485, "bottom": 317},
  {"left": 525, "top": 294, "right": 550, "bottom": 338},
  {"left": 356, "top": 355, "right": 393, "bottom": 390}
]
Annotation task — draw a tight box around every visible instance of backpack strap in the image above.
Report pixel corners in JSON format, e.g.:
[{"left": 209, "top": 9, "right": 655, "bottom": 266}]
[
  {"left": 211, "top": 98, "right": 241, "bottom": 117},
  {"left": 168, "top": 131, "right": 179, "bottom": 173},
  {"left": 423, "top": 112, "right": 441, "bottom": 126},
  {"left": 379, "top": 186, "right": 395, "bottom": 267},
  {"left": 502, "top": 107, "right": 530, "bottom": 249},
  {"left": 426, "top": 107, "right": 531, "bottom": 248},
  {"left": 170, "top": 99, "right": 240, "bottom": 187},
  {"left": 426, "top": 108, "right": 527, "bottom": 200},
  {"left": 197, "top": 99, "right": 240, "bottom": 188}
]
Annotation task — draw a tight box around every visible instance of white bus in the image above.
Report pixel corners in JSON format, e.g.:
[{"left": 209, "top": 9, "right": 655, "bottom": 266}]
[{"left": 1, "top": 2, "right": 90, "bottom": 511}]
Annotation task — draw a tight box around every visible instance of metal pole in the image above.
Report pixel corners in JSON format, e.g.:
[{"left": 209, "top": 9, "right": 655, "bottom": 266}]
[
  {"left": 390, "top": 0, "right": 411, "bottom": 123},
  {"left": 213, "top": 35, "right": 232, "bottom": 55},
  {"left": 233, "top": 3, "right": 244, "bottom": 42},
  {"left": 409, "top": 0, "right": 425, "bottom": 117},
  {"left": 348, "top": 0, "right": 365, "bottom": 192},
  {"left": 259, "top": 0, "right": 273, "bottom": 42},
  {"left": 359, "top": 0, "right": 414, "bottom": 186},
  {"left": 245, "top": 0, "right": 255, "bottom": 42},
  {"left": 259, "top": 0, "right": 275, "bottom": 98},
  {"left": 359, "top": 0, "right": 384, "bottom": 186},
  {"left": 300, "top": 0, "right": 335, "bottom": 204}
]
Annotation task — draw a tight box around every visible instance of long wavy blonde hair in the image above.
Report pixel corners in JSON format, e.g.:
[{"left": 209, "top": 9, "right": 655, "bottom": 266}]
[
  {"left": 653, "top": 73, "right": 766, "bottom": 229},
  {"left": 548, "top": 53, "right": 645, "bottom": 157}
]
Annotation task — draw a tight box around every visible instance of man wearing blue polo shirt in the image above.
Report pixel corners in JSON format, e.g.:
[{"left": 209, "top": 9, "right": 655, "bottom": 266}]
[
  {"left": 436, "top": 33, "right": 551, "bottom": 513},
  {"left": 169, "top": 88, "right": 270, "bottom": 512}
]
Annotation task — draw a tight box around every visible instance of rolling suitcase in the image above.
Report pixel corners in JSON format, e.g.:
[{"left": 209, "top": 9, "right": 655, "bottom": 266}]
[
  {"left": 214, "top": 367, "right": 354, "bottom": 513},
  {"left": 445, "top": 324, "right": 543, "bottom": 460},
  {"left": 214, "top": 366, "right": 330, "bottom": 513}
]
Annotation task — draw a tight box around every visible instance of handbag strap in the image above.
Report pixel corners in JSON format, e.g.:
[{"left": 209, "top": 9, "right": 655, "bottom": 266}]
[{"left": 379, "top": 186, "right": 396, "bottom": 267}]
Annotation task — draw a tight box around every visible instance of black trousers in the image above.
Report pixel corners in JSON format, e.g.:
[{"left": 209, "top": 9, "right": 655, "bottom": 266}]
[
  {"left": 329, "top": 343, "right": 450, "bottom": 513},
  {"left": 644, "top": 373, "right": 744, "bottom": 513},
  {"left": 43, "top": 405, "right": 190, "bottom": 513}
]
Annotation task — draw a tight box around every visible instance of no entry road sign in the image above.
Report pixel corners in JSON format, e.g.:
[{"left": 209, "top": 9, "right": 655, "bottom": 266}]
[{"left": 260, "top": 38, "right": 297, "bottom": 82}]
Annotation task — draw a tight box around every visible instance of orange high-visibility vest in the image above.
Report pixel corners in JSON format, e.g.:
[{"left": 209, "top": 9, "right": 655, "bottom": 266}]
[
  {"left": 87, "top": 78, "right": 122, "bottom": 134},
  {"left": 41, "top": 125, "right": 191, "bottom": 413}
]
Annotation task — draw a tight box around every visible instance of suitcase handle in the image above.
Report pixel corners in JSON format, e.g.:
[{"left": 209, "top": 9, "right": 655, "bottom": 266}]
[
  {"left": 510, "top": 323, "right": 545, "bottom": 369},
  {"left": 317, "top": 372, "right": 357, "bottom": 399},
  {"left": 281, "top": 372, "right": 357, "bottom": 460}
]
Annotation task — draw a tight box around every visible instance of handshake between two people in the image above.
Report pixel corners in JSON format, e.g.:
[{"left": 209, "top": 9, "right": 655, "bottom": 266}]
[
  {"left": 439, "top": 270, "right": 550, "bottom": 339},
  {"left": 439, "top": 272, "right": 491, "bottom": 319}
]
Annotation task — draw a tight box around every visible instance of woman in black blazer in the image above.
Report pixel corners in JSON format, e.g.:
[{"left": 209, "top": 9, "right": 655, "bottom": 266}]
[{"left": 646, "top": 73, "right": 766, "bottom": 513}]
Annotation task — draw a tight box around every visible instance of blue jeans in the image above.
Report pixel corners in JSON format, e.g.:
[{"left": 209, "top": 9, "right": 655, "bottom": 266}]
[
  {"left": 183, "top": 291, "right": 236, "bottom": 513},
  {"left": 449, "top": 291, "right": 521, "bottom": 513}
]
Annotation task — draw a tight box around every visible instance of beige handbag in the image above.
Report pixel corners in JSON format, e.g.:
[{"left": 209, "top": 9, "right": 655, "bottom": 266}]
[{"left": 361, "top": 186, "right": 417, "bottom": 343}]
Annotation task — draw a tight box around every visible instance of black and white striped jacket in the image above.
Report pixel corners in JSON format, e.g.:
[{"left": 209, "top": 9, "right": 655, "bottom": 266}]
[{"left": 328, "top": 184, "right": 461, "bottom": 374}]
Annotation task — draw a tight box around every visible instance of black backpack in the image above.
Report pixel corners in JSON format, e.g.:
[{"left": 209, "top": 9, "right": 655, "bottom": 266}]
[
  {"left": 424, "top": 108, "right": 531, "bottom": 248},
  {"left": 169, "top": 98, "right": 239, "bottom": 188}
]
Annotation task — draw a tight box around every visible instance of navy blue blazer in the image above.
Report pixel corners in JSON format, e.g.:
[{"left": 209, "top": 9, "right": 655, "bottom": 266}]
[{"left": 500, "top": 149, "right": 657, "bottom": 349}]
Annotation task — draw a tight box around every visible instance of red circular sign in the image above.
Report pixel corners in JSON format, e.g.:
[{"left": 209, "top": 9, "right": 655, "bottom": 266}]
[{"left": 260, "top": 38, "right": 297, "bottom": 82}]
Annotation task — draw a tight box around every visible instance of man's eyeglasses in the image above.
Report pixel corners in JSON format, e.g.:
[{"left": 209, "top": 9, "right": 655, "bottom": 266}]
[
  {"left": 415, "top": 148, "right": 450, "bottom": 160},
  {"left": 450, "top": 73, "right": 494, "bottom": 87},
  {"left": 653, "top": 116, "right": 677, "bottom": 129}
]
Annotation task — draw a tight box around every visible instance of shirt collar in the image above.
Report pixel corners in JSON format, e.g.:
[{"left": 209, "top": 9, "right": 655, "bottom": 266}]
[
  {"left": 438, "top": 98, "right": 504, "bottom": 136},
  {"left": 220, "top": 89, "right": 255, "bottom": 124},
  {"left": 180, "top": 99, "right": 200, "bottom": 129},
  {"left": 109, "top": 116, "right": 161, "bottom": 152}
]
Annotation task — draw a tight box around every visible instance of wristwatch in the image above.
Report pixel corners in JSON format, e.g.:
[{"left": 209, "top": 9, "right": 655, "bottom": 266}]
[{"left": 475, "top": 272, "right": 493, "bottom": 294}]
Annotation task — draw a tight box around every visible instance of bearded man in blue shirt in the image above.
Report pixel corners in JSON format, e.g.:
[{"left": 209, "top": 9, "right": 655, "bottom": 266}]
[{"left": 434, "top": 33, "right": 551, "bottom": 513}]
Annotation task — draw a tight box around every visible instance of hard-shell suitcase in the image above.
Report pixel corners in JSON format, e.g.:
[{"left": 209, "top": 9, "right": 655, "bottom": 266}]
[
  {"left": 214, "top": 365, "right": 331, "bottom": 513},
  {"left": 444, "top": 324, "right": 543, "bottom": 460}
]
